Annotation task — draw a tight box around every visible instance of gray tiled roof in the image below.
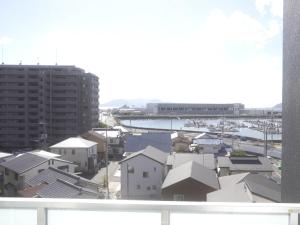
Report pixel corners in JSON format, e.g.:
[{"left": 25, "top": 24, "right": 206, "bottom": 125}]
[
  {"left": 120, "top": 145, "right": 167, "bottom": 165},
  {"left": 167, "top": 153, "right": 216, "bottom": 170},
  {"left": 26, "top": 167, "right": 79, "bottom": 187},
  {"left": 162, "top": 161, "right": 219, "bottom": 190},
  {"left": 0, "top": 153, "right": 47, "bottom": 174},
  {"left": 244, "top": 174, "right": 281, "bottom": 202},
  {"left": 207, "top": 173, "right": 281, "bottom": 203},
  {"left": 217, "top": 156, "right": 273, "bottom": 172},
  {"left": 36, "top": 179, "right": 98, "bottom": 199},
  {"left": 207, "top": 182, "right": 253, "bottom": 202},
  {"left": 219, "top": 172, "right": 249, "bottom": 188},
  {"left": 124, "top": 133, "right": 171, "bottom": 153}
]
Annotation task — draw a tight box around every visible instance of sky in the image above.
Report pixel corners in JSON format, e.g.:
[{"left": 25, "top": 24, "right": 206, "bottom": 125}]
[{"left": 0, "top": 0, "right": 282, "bottom": 108}]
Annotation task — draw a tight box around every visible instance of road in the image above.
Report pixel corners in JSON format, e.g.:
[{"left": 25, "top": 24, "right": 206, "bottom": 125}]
[{"left": 223, "top": 138, "right": 282, "bottom": 159}]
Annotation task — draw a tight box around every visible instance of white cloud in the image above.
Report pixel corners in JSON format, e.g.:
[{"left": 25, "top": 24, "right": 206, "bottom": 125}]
[
  {"left": 255, "top": 0, "right": 283, "bottom": 18},
  {"left": 0, "top": 36, "right": 13, "bottom": 45},
  {"left": 204, "top": 9, "right": 281, "bottom": 47}
]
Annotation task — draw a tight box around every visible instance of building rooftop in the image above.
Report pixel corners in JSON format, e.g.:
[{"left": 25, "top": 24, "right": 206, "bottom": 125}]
[
  {"left": 26, "top": 167, "right": 80, "bottom": 187},
  {"left": 124, "top": 132, "right": 171, "bottom": 153},
  {"left": 30, "top": 150, "right": 61, "bottom": 159},
  {"left": 162, "top": 161, "right": 219, "bottom": 190},
  {"left": 0, "top": 153, "right": 48, "bottom": 174},
  {"left": 207, "top": 173, "right": 281, "bottom": 203},
  {"left": 93, "top": 129, "right": 121, "bottom": 138},
  {"left": 36, "top": 179, "right": 98, "bottom": 199},
  {"left": 244, "top": 174, "right": 281, "bottom": 203},
  {"left": 217, "top": 156, "right": 273, "bottom": 172},
  {"left": 166, "top": 153, "right": 216, "bottom": 170},
  {"left": 120, "top": 145, "right": 167, "bottom": 165},
  {"left": 0, "top": 152, "right": 13, "bottom": 159},
  {"left": 50, "top": 137, "right": 97, "bottom": 149}
]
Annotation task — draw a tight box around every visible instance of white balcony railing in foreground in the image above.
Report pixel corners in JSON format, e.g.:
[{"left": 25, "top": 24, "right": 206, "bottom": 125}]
[{"left": 0, "top": 198, "right": 299, "bottom": 225}]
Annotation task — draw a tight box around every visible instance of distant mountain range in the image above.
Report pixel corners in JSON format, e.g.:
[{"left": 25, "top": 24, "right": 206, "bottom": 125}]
[
  {"left": 272, "top": 103, "right": 282, "bottom": 110},
  {"left": 100, "top": 99, "right": 162, "bottom": 108}
]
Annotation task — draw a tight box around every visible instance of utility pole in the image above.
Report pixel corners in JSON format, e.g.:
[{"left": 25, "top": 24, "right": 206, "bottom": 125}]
[{"left": 105, "top": 121, "right": 110, "bottom": 199}]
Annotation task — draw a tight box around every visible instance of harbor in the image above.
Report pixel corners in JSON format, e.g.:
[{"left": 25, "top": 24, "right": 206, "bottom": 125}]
[{"left": 119, "top": 118, "right": 282, "bottom": 142}]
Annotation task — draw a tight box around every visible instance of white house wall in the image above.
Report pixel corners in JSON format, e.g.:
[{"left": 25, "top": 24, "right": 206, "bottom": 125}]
[
  {"left": 50, "top": 146, "right": 97, "bottom": 172},
  {"left": 121, "top": 155, "right": 164, "bottom": 200}
]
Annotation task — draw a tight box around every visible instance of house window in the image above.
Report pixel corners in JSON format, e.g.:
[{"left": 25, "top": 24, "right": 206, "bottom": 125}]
[
  {"left": 72, "top": 149, "right": 75, "bottom": 155},
  {"left": 4, "top": 168, "right": 9, "bottom": 176},
  {"left": 173, "top": 194, "right": 184, "bottom": 201},
  {"left": 51, "top": 160, "right": 54, "bottom": 165},
  {"left": 38, "top": 169, "right": 44, "bottom": 173},
  {"left": 147, "top": 186, "right": 151, "bottom": 190},
  {"left": 136, "top": 185, "right": 141, "bottom": 190},
  {"left": 58, "top": 149, "right": 62, "bottom": 155},
  {"left": 48, "top": 161, "right": 50, "bottom": 165},
  {"left": 64, "top": 149, "right": 66, "bottom": 155},
  {"left": 152, "top": 185, "right": 157, "bottom": 190},
  {"left": 128, "top": 166, "right": 134, "bottom": 174},
  {"left": 143, "top": 171, "right": 149, "bottom": 178},
  {"left": 15, "top": 173, "right": 18, "bottom": 181},
  {"left": 154, "top": 167, "right": 156, "bottom": 172}
]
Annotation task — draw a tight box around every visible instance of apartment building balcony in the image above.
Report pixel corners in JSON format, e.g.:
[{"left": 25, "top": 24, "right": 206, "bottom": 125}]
[{"left": 0, "top": 198, "right": 299, "bottom": 225}]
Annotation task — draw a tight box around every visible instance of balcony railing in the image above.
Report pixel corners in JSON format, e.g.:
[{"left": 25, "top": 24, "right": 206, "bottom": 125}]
[{"left": 0, "top": 198, "right": 299, "bottom": 225}]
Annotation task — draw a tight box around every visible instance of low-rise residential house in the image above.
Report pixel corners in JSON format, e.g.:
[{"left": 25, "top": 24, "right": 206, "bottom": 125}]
[
  {"left": 0, "top": 153, "right": 76, "bottom": 196},
  {"left": 81, "top": 131, "right": 106, "bottom": 161},
  {"left": 120, "top": 146, "right": 167, "bottom": 200},
  {"left": 124, "top": 132, "right": 172, "bottom": 153},
  {"left": 162, "top": 161, "right": 219, "bottom": 201},
  {"left": 207, "top": 173, "right": 281, "bottom": 203},
  {"left": 171, "top": 132, "right": 191, "bottom": 152},
  {"left": 93, "top": 128, "right": 124, "bottom": 159},
  {"left": 50, "top": 137, "right": 98, "bottom": 174},
  {"left": 18, "top": 167, "right": 101, "bottom": 199},
  {"left": 217, "top": 156, "right": 273, "bottom": 176},
  {"left": 192, "top": 133, "right": 222, "bottom": 154},
  {"left": 166, "top": 153, "right": 216, "bottom": 174}
]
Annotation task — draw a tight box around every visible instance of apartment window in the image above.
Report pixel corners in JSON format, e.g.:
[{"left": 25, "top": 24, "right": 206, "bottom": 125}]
[
  {"left": 152, "top": 185, "right": 157, "bottom": 190},
  {"left": 38, "top": 169, "right": 44, "bottom": 173},
  {"left": 136, "top": 185, "right": 141, "bottom": 189},
  {"left": 72, "top": 149, "right": 75, "bottom": 155},
  {"left": 147, "top": 186, "right": 151, "bottom": 191},
  {"left": 143, "top": 171, "right": 149, "bottom": 178}
]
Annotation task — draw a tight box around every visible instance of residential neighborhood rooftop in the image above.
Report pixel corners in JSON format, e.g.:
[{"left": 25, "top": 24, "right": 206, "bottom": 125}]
[
  {"left": 207, "top": 173, "right": 281, "bottom": 203},
  {"left": 0, "top": 153, "right": 48, "bottom": 174},
  {"left": 36, "top": 179, "right": 98, "bottom": 199},
  {"left": 166, "top": 153, "right": 216, "bottom": 170},
  {"left": 162, "top": 161, "right": 219, "bottom": 190},
  {"left": 50, "top": 137, "right": 97, "bottom": 148},
  {"left": 124, "top": 132, "right": 172, "bottom": 153},
  {"left": 30, "top": 150, "right": 61, "bottom": 159},
  {"left": 120, "top": 145, "right": 167, "bottom": 165},
  {"left": 217, "top": 156, "right": 273, "bottom": 172}
]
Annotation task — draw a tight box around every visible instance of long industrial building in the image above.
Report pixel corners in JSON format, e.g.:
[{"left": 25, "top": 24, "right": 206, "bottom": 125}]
[
  {"left": 0, "top": 65, "right": 99, "bottom": 151},
  {"left": 146, "top": 103, "right": 244, "bottom": 115}
]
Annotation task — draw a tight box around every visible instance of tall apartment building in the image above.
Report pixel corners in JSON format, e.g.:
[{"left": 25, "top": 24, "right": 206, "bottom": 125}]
[
  {"left": 282, "top": 0, "right": 300, "bottom": 202},
  {"left": 0, "top": 65, "right": 99, "bottom": 151}
]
